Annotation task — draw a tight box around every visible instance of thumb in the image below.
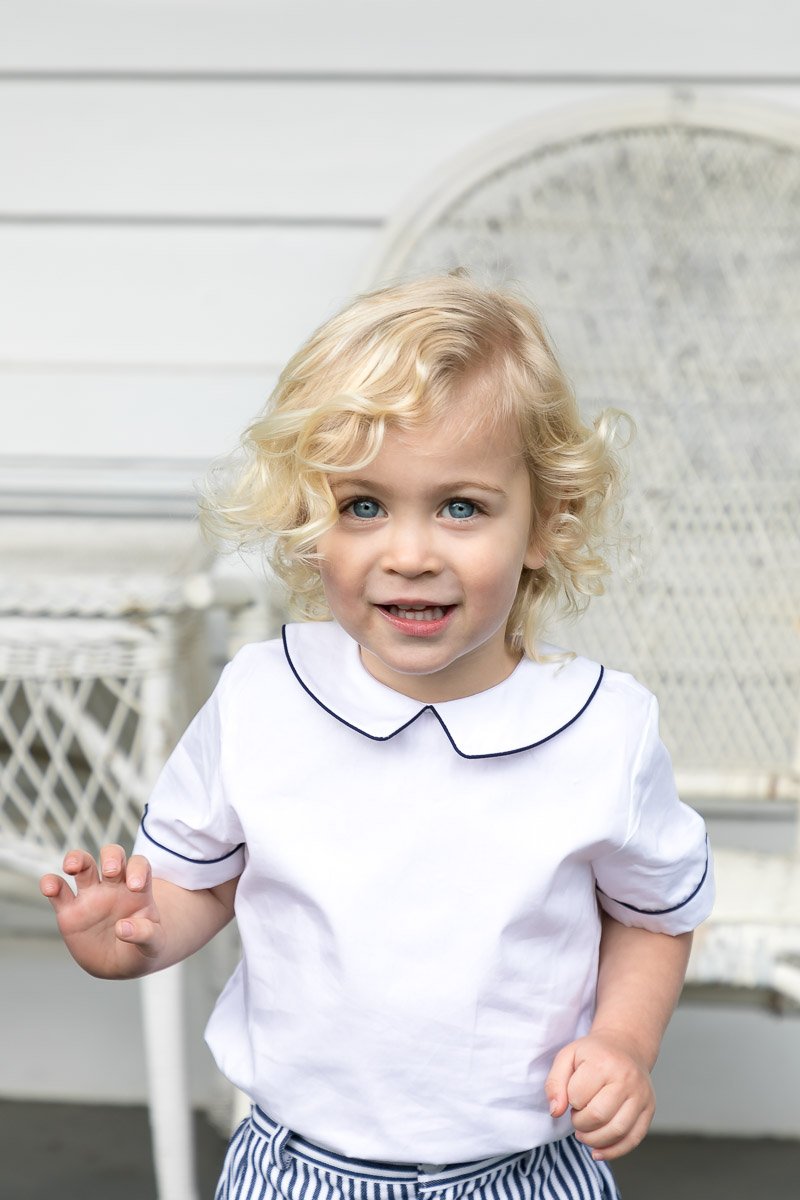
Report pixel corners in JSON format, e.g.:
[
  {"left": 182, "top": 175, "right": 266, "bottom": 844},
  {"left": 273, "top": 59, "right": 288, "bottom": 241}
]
[
  {"left": 545, "top": 1042, "right": 578, "bottom": 1118},
  {"left": 116, "top": 915, "right": 165, "bottom": 959}
]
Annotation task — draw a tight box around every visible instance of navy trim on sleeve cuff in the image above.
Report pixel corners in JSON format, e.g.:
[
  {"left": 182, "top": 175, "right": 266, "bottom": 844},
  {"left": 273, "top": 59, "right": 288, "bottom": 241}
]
[
  {"left": 596, "top": 836, "right": 710, "bottom": 915},
  {"left": 139, "top": 803, "right": 245, "bottom": 865}
]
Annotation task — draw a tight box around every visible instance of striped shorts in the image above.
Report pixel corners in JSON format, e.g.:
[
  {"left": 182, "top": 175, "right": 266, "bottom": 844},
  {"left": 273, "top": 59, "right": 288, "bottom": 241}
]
[{"left": 215, "top": 1107, "right": 620, "bottom": 1200}]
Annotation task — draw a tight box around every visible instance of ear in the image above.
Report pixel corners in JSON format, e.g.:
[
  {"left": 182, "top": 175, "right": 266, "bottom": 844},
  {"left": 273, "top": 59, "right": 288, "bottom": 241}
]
[
  {"left": 523, "top": 539, "right": 546, "bottom": 571},
  {"left": 523, "top": 510, "right": 547, "bottom": 569},
  {"left": 525, "top": 496, "right": 566, "bottom": 570}
]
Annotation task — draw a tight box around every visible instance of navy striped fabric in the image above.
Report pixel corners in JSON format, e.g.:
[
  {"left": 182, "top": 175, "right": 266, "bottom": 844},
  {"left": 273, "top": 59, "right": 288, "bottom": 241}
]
[{"left": 215, "top": 1108, "right": 620, "bottom": 1200}]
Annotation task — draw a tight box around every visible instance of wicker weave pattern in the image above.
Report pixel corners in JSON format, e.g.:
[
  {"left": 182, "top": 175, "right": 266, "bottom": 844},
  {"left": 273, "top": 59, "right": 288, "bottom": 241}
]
[
  {"left": 0, "top": 519, "right": 214, "bottom": 878},
  {"left": 0, "top": 518, "right": 224, "bottom": 1200},
  {"left": 0, "top": 611, "right": 206, "bottom": 874},
  {"left": 388, "top": 123, "right": 800, "bottom": 793}
]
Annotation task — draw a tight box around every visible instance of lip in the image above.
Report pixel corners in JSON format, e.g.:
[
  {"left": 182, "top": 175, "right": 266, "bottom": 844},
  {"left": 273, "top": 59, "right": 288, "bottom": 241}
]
[{"left": 375, "top": 602, "right": 457, "bottom": 638}]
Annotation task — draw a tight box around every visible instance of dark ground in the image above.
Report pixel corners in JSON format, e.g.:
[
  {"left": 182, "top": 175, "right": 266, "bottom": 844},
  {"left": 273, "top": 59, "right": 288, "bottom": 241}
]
[{"left": 1, "top": 1101, "right": 799, "bottom": 1200}]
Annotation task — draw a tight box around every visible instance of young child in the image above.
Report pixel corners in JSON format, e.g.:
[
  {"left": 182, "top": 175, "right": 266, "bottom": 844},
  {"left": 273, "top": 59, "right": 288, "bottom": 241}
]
[{"left": 42, "top": 273, "right": 713, "bottom": 1200}]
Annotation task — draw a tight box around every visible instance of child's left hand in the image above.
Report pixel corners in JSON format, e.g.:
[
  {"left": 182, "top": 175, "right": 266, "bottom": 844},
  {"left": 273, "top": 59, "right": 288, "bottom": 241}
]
[{"left": 544, "top": 1030, "right": 655, "bottom": 1161}]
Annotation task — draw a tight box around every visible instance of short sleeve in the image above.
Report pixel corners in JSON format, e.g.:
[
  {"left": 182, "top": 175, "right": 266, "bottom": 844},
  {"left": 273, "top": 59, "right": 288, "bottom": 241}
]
[
  {"left": 132, "top": 663, "right": 245, "bottom": 889},
  {"left": 593, "top": 695, "right": 714, "bottom": 934}
]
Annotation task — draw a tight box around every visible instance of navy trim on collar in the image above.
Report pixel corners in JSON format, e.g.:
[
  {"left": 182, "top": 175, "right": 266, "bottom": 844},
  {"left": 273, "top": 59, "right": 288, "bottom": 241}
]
[
  {"left": 281, "top": 622, "right": 605, "bottom": 760},
  {"left": 427, "top": 670, "right": 604, "bottom": 759}
]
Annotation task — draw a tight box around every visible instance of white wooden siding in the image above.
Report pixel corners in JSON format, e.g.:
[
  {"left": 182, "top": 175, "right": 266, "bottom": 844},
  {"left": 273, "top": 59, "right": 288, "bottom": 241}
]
[
  {"left": 3, "top": 81, "right": 798, "bottom": 219},
  {"left": 1, "top": 0, "right": 798, "bottom": 76},
  {"left": 0, "top": 226, "right": 372, "bottom": 363},
  {"left": 0, "top": 81, "right": 614, "bottom": 218},
  {"left": 0, "top": 0, "right": 798, "bottom": 510}
]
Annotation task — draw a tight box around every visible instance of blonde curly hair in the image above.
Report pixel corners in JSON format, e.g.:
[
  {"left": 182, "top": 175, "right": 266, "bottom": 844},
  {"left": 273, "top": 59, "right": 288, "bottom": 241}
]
[{"left": 201, "top": 272, "right": 628, "bottom": 657}]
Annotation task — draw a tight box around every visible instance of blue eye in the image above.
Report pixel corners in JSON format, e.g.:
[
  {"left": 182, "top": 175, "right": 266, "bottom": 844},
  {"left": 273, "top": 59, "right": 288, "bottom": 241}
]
[
  {"left": 446, "top": 499, "right": 476, "bottom": 520},
  {"left": 348, "top": 498, "right": 381, "bottom": 519}
]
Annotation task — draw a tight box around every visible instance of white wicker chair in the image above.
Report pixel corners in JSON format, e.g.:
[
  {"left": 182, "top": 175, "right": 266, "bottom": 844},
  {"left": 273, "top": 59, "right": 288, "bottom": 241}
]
[
  {"left": 0, "top": 518, "right": 223, "bottom": 1200},
  {"left": 362, "top": 89, "right": 800, "bottom": 1003}
]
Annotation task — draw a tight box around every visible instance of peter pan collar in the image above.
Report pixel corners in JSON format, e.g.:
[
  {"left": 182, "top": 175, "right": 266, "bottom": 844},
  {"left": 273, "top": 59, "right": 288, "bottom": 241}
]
[{"left": 282, "top": 621, "right": 604, "bottom": 760}]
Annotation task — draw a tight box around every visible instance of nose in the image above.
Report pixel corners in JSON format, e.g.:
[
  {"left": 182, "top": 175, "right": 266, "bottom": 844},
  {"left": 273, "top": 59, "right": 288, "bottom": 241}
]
[{"left": 380, "top": 517, "right": 442, "bottom": 577}]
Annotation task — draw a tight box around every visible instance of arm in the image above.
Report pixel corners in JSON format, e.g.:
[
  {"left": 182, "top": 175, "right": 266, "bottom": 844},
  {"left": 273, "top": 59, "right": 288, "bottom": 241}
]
[
  {"left": 545, "top": 912, "right": 692, "bottom": 1160},
  {"left": 41, "top": 843, "right": 237, "bottom": 980}
]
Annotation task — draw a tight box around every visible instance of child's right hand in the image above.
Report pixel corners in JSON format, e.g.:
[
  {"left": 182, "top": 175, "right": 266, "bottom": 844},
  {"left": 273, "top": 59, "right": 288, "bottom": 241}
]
[{"left": 41, "top": 845, "right": 164, "bottom": 979}]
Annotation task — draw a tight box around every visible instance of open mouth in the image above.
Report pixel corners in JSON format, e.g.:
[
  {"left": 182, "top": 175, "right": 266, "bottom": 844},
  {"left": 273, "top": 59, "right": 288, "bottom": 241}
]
[
  {"left": 382, "top": 604, "right": 451, "bottom": 622},
  {"left": 376, "top": 603, "right": 456, "bottom": 635}
]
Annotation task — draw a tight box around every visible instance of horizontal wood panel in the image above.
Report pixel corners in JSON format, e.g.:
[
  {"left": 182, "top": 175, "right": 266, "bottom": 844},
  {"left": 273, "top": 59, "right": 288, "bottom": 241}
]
[
  {"left": 0, "top": 81, "right": 612, "bottom": 218},
  {"left": 1, "top": 0, "right": 798, "bottom": 76},
  {"left": 3, "top": 81, "right": 796, "bottom": 220},
  {"left": 1, "top": 366, "right": 279, "bottom": 458},
  {"left": 0, "top": 456, "right": 208, "bottom": 514},
  {"left": 0, "top": 226, "right": 375, "bottom": 364}
]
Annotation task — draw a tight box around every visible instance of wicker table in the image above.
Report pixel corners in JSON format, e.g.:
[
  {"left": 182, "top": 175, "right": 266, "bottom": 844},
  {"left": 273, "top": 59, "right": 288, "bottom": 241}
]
[{"left": 0, "top": 516, "right": 224, "bottom": 1200}]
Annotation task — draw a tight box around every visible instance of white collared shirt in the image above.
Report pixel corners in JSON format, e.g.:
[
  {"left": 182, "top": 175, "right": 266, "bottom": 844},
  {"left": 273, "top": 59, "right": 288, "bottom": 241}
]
[{"left": 134, "top": 620, "right": 713, "bottom": 1163}]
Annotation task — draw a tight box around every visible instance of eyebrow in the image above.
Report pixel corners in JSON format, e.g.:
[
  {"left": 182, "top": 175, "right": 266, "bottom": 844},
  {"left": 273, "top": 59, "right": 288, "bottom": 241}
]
[{"left": 330, "top": 477, "right": 509, "bottom": 497}]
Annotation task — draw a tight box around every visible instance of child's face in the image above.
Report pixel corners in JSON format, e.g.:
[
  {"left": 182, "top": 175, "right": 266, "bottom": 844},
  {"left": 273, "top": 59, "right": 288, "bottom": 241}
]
[{"left": 315, "top": 398, "right": 544, "bottom": 702}]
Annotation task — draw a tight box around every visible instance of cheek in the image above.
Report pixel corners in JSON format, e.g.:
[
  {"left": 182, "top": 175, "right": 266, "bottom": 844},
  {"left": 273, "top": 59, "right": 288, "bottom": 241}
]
[
  {"left": 317, "top": 565, "right": 352, "bottom": 620},
  {"left": 316, "top": 537, "right": 364, "bottom": 598},
  {"left": 465, "top": 548, "right": 525, "bottom": 600},
  {"left": 318, "top": 556, "right": 345, "bottom": 593},
  {"left": 315, "top": 537, "right": 340, "bottom": 591}
]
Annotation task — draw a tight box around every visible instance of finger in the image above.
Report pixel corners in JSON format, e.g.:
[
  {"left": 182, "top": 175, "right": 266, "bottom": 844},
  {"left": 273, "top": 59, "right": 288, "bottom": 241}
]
[
  {"left": 581, "top": 1105, "right": 654, "bottom": 1162},
  {"left": 544, "top": 1043, "right": 577, "bottom": 1118},
  {"left": 99, "top": 844, "right": 127, "bottom": 884},
  {"left": 62, "top": 849, "right": 100, "bottom": 890},
  {"left": 40, "top": 873, "right": 73, "bottom": 911},
  {"left": 566, "top": 1051, "right": 639, "bottom": 1114},
  {"left": 124, "top": 854, "right": 152, "bottom": 896},
  {"left": 565, "top": 1064, "right": 611, "bottom": 1115},
  {"left": 569, "top": 1079, "right": 628, "bottom": 1134},
  {"left": 578, "top": 1089, "right": 652, "bottom": 1142}
]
